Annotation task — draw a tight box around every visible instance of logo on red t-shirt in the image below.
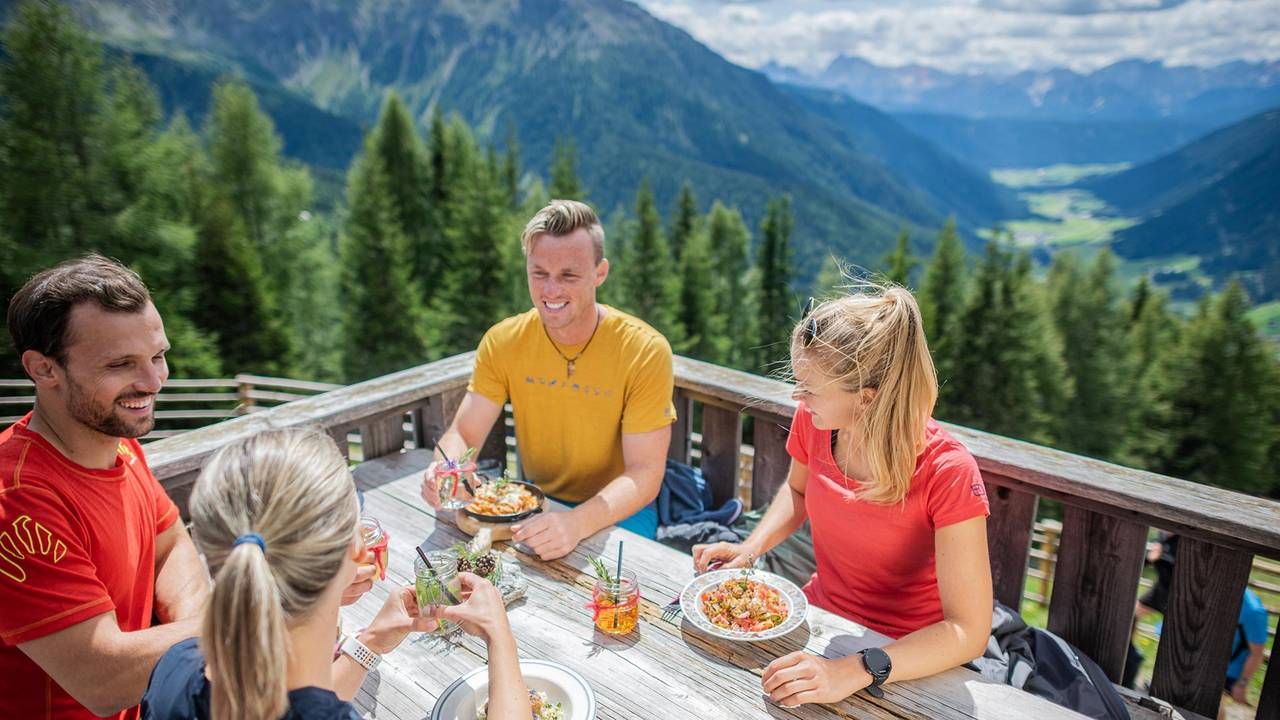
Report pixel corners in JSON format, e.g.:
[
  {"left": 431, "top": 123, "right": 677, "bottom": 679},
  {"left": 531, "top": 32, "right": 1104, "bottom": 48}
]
[{"left": 0, "top": 514, "right": 68, "bottom": 583}]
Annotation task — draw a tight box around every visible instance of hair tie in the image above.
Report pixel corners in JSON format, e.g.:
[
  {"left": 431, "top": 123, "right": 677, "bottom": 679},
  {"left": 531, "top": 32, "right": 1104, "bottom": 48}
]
[{"left": 233, "top": 533, "right": 266, "bottom": 552}]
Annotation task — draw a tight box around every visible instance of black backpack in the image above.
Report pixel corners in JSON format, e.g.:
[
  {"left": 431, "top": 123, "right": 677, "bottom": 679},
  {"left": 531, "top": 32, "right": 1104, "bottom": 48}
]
[{"left": 968, "top": 601, "right": 1130, "bottom": 720}]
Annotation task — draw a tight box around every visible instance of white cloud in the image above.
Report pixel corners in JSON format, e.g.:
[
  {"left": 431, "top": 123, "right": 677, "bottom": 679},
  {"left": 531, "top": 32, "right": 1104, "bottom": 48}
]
[{"left": 637, "top": 0, "right": 1280, "bottom": 72}]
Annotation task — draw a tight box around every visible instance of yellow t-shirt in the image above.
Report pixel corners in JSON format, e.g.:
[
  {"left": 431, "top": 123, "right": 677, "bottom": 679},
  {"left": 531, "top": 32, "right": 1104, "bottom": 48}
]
[{"left": 468, "top": 306, "right": 677, "bottom": 503}]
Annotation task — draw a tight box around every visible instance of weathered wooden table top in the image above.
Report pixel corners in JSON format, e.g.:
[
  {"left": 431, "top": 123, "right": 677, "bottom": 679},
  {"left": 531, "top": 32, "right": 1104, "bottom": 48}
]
[{"left": 342, "top": 449, "right": 1092, "bottom": 720}]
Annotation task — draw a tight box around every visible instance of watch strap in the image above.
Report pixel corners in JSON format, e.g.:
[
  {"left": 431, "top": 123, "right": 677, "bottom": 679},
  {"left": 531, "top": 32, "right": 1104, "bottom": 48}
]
[{"left": 339, "top": 632, "right": 382, "bottom": 671}]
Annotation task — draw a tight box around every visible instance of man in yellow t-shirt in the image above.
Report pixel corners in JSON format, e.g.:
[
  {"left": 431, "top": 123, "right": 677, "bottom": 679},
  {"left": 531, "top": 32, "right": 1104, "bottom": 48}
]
[{"left": 422, "top": 200, "right": 675, "bottom": 560}]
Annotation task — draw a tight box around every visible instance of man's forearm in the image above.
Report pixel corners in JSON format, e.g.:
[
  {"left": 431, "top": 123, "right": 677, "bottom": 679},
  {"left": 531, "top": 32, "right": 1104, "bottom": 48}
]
[
  {"left": 154, "top": 532, "right": 211, "bottom": 623},
  {"left": 23, "top": 616, "right": 201, "bottom": 717}
]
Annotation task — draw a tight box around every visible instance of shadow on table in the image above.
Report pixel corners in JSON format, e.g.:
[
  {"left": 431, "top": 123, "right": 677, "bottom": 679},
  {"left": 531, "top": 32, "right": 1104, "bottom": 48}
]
[
  {"left": 676, "top": 620, "right": 814, "bottom": 675},
  {"left": 585, "top": 626, "right": 643, "bottom": 658}
]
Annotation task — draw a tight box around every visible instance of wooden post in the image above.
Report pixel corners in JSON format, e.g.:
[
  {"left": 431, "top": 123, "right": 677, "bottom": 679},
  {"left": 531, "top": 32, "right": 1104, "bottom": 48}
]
[
  {"left": 416, "top": 388, "right": 466, "bottom": 453},
  {"left": 668, "top": 389, "right": 693, "bottom": 464},
  {"left": 1047, "top": 506, "right": 1147, "bottom": 683},
  {"left": 983, "top": 477, "right": 1038, "bottom": 614},
  {"left": 1150, "top": 537, "right": 1253, "bottom": 718},
  {"left": 1040, "top": 520, "right": 1060, "bottom": 605},
  {"left": 360, "top": 413, "right": 405, "bottom": 461},
  {"left": 699, "top": 405, "right": 742, "bottom": 509},
  {"left": 1259, "top": 632, "right": 1280, "bottom": 720},
  {"left": 236, "top": 376, "right": 255, "bottom": 415},
  {"left": 749, "top": 415, "right": 789, "bottom": 511},
  {"left": 328, "top": 425, "right": 351, "bottom": 460}
]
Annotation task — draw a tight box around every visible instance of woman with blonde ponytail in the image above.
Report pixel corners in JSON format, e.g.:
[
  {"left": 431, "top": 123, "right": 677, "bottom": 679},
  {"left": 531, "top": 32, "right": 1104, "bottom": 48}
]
[
  {"left": 695, "top": 284, "right": 992, "bottom": 708},
  {"left": 140, "top": 428, "right": 528, "bottom": 720}
]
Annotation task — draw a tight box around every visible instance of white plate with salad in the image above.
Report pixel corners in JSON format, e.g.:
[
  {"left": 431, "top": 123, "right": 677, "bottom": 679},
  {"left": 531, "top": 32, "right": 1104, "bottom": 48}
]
[
  {"left": 679, "top": 568, "right": 807, "bottom": 642},
  {"left": 430, "top": 659, "right": 595, "bottom": 720}
]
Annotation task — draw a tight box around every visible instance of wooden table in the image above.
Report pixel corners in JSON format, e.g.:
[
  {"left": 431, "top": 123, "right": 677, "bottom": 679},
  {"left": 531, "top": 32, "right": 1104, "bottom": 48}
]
[{"left": 343, "top": 449, "right": 1095, "bottom": 720}]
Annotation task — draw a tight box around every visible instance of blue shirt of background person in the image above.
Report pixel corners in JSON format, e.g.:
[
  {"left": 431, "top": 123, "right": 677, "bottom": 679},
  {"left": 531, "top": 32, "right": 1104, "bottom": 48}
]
[{"left": 1226, "top": 589, "right": 1270, "bottom": 687}]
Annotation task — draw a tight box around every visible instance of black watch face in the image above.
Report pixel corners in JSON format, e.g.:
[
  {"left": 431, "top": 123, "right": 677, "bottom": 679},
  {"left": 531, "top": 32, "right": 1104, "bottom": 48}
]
[{"left": 864, "top": 647, "right": 892, "bottom": 676}]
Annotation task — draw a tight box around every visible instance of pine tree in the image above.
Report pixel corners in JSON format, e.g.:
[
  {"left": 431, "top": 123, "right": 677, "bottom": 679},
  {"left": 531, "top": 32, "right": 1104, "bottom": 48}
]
[
  {"left": 620, "top": 180, "right": 681, "bottom": 340},
  {"left": 813, "top": 256, "right": 848, "bottom": 296},
  {"left": 191, "top": 194, "right": 292, "bottom": 376},
  {"left": 206, "top": 78, "right": 281, "bottom": 254},
  {"left": 882, "top": 227, "right": 917, "bottom": 287},
  {"left": 0, "top": 0, "right": 108, "bottom": 260},
  {"left": 1150, "top": 282, "right": 1278, "bottom": 494},
  {"left": 919, "top": 219, "right": 967, "bottom": 396},
  {"left": 755, "top": 195, "right": 795, "bottom": 372},
  {"left": 429, "top": 126, "right": 508, "bottom": 358},
  {"left": 706, "top": 202, "right": 754, "bottom": 369},
  {"left": 943, "top": 239, "right": 1066, "bottom": 443},
  {"left": 204, "top": 77, "right": 304, "bottom": 372},
  {"left": 339, "top": 140, "right": 429, "bottom": 381},
  {"left": 549, "top": 137, "right": 584, "bottom": 201},
  {"left": 502, "top": 121, "right": 521, "bottom": 210},
  {"left": 669, "top": 182, "right": 698, "bottom": 263},
  {"left": 676, "top": 225, "right": 720, "bottom": 361},
  {"left": 1047, "top": 250, "right": 1128, "bottom": 460},
  {"left": 369, "top": 93, "right": 434, "bottom": 294},
  {"left": 1122, "top": 278, "right": 1181, "bottom": 467}
]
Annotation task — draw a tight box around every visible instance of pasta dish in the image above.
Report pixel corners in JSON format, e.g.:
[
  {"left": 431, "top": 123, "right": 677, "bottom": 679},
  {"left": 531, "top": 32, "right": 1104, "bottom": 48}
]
[
  {"left": 467, "top": 480, "right": 539, "bottom": 516},
  {"left": 699, "top": 577, "right": 788, "bottom": 633}
]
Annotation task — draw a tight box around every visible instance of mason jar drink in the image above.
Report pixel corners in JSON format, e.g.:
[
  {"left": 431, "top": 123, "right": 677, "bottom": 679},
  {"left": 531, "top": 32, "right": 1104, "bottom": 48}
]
[
  {"left": 359, "top": 516, "right": 389, "bottom": 581},
  {"left": 433, "top": 460, "right": 477, "bottom": 511},
  {"left": 591, "top": 571, "right": 640, "bottom": 635},
  {"left": 414, "top": 549, "right": 463, "bottom": 635}
]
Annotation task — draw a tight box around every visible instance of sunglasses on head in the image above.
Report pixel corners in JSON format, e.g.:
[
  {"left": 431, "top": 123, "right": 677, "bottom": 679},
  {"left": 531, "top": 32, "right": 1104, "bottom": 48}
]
[{"left": 801, "top": 296, "right": 819, "bottom": 346}]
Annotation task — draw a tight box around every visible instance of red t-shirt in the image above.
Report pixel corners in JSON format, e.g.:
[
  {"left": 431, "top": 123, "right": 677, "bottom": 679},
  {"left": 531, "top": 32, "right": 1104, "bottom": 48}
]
[
  {"left": 786, "top": 402, "right": 989, "bottom": 638},
  {"left": 0, "top": 413, "right": 179, "bottom": 720}
]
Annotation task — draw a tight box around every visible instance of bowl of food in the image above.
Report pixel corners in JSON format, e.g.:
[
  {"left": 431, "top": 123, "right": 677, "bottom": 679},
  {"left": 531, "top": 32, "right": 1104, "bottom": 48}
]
[
  {"left": 430, "top": 659, "right": 595, "bottom": 720},
  {"left": 679, "top": 568, "right": 807, "bottom": 641},
  {"left": 462, "top": 476, "right": 545, "bottom": 523}
]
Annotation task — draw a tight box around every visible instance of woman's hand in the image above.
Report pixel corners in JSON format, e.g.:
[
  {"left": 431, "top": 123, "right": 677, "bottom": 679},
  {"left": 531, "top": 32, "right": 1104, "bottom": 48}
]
[
  {"left": 761, "top": 651, "right": 869, "bottom": 707},
  {"left": 420, "top": 461, "right": 474, "bottom": 509},
  {"left": 434, "top": 573, "right": 512, "bottom": 643},
  {"left": 359, "top": 587, "right": 440, "bottom": 654},
  {"left": 691, "top": 541, "right": 756, "bottom": 573}
]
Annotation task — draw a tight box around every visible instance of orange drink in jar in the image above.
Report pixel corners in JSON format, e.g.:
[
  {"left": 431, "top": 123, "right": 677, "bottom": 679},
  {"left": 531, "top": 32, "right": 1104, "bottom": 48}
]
[{"left": 591, "top": 571, "right": 639, "bottom": 635}]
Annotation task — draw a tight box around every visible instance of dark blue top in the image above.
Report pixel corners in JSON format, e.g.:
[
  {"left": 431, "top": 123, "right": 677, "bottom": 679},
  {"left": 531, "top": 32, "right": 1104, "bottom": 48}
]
[{"left": 141, "top": 637, "right": 361, "bottom": 720}]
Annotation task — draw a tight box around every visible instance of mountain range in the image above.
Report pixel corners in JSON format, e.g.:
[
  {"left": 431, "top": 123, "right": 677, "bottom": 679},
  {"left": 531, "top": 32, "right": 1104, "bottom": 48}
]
[
  {"left": 10, "top": 0, "right": 1028, "bottom": 281},
  {"left": 768, "top": 56, "right": 1280, "bottom": 169},
  {"left": 766, "top": 56, "right": 1280, "bottom": 123},
  {"left": 1092, "top": 108, "right": 1280, "bottom": 301}
]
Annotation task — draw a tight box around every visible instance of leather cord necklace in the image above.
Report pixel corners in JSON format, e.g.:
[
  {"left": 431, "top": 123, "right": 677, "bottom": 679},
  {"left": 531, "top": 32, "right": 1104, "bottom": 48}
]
[{"left": 543, "top": 306, "right": 602, "bottom": 378}]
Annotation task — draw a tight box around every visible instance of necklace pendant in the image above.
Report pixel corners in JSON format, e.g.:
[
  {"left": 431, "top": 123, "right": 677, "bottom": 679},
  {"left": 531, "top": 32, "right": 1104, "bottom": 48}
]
[{"left": 567, "top": 360, "right": 575, "bottom": 377}]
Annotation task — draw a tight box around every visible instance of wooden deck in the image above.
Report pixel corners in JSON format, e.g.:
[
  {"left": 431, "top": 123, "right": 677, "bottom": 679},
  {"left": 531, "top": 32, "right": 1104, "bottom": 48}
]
[
  {"left": 345, "top": 449, "right": 1108, "bottom": 720},
  {"left": 139, "top": 352, "right": 1280, "bottom": 720}
]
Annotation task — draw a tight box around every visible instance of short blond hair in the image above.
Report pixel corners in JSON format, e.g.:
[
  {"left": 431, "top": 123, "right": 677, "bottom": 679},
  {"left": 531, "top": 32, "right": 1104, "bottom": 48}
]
[{"left": 520, "top": 199, "right": 605, "bottom": 264}]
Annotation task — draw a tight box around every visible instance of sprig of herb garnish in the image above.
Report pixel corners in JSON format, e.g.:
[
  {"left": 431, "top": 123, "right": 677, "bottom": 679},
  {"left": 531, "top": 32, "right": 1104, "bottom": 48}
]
[{"left": 589, "top": 556, "right": 615, "bottom": 586}]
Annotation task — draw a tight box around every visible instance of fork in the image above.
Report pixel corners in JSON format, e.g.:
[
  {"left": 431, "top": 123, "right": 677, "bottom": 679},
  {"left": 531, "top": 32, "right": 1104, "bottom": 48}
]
[{"left": 661, "top": 560, "right": 723, "bottom": 623}]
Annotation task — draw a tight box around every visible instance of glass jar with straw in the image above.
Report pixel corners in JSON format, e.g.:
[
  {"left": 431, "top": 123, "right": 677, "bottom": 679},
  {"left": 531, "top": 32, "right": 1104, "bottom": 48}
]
[{"left": 589, "top": 542, "right": 638, "bottom": 635}]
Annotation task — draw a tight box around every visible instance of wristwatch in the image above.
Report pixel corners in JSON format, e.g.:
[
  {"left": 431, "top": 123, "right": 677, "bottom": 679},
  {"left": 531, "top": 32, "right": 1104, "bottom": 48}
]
[
  {"left": 338, "top": 632, "right": 382, "bottom": 671},
  {"left": 859, "top": 647, "right": 892, "bottom": 698}
]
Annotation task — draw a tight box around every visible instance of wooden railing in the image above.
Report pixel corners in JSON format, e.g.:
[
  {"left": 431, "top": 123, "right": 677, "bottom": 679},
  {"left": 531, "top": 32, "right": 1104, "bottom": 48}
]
[
  {"left": 125, "top": 353, "right": 1278, "bottom": 719},
  {"left": 0, "top": 374, "right": 340, "bottom": 439}
]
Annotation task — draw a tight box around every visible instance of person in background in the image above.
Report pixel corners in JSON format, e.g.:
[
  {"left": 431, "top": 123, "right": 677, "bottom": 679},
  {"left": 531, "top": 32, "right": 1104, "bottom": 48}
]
[
  {"left": 0, "top": 255, "right": 210, "bottom": 719},
  {"left": 422, "top": 199, "right": 675, "bottom": 558},
  {"left": 141, "top": 428, "right": 528, "bottom": 720},
  {"left": 694, "top": 284, "right": 992, "bottom": 707},
  {"left": 1223, "top": 588, "right": 1269, "bottom": 712}
]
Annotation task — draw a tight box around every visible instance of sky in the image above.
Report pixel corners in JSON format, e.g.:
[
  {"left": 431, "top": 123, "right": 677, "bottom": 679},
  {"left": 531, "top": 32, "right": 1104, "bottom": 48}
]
[{"left": 634, "top": 0, "right": 1280, "bottom": 74}]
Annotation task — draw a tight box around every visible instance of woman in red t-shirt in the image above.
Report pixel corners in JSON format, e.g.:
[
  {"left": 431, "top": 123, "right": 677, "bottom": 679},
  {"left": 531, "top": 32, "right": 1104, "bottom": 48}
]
[{"left": 694, "top": 285, "right": 992, "bottom": 708}]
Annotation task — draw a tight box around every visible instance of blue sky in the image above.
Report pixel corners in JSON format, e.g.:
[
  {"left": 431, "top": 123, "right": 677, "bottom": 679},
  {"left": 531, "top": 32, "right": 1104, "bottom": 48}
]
[{"left": 634, "top": 0, "right": 1280, "bottom": 73}]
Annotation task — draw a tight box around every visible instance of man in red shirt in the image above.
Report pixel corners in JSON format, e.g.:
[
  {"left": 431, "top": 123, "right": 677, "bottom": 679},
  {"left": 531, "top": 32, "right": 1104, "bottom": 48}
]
[{"left": 0, "top": 255, "right": 210, "bottom": 719}]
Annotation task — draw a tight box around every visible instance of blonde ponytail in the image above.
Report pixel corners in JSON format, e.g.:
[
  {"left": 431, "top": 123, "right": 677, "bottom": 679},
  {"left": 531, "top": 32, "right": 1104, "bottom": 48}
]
[
  {"left": 203, "top": 543, "right": 290, "bottom": 720},
  {"left": 189, "top": 428, "right": 358, "bottom": 720},
  {"left": 792, "top": 283, "right": 938, "bottom": 504}
]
